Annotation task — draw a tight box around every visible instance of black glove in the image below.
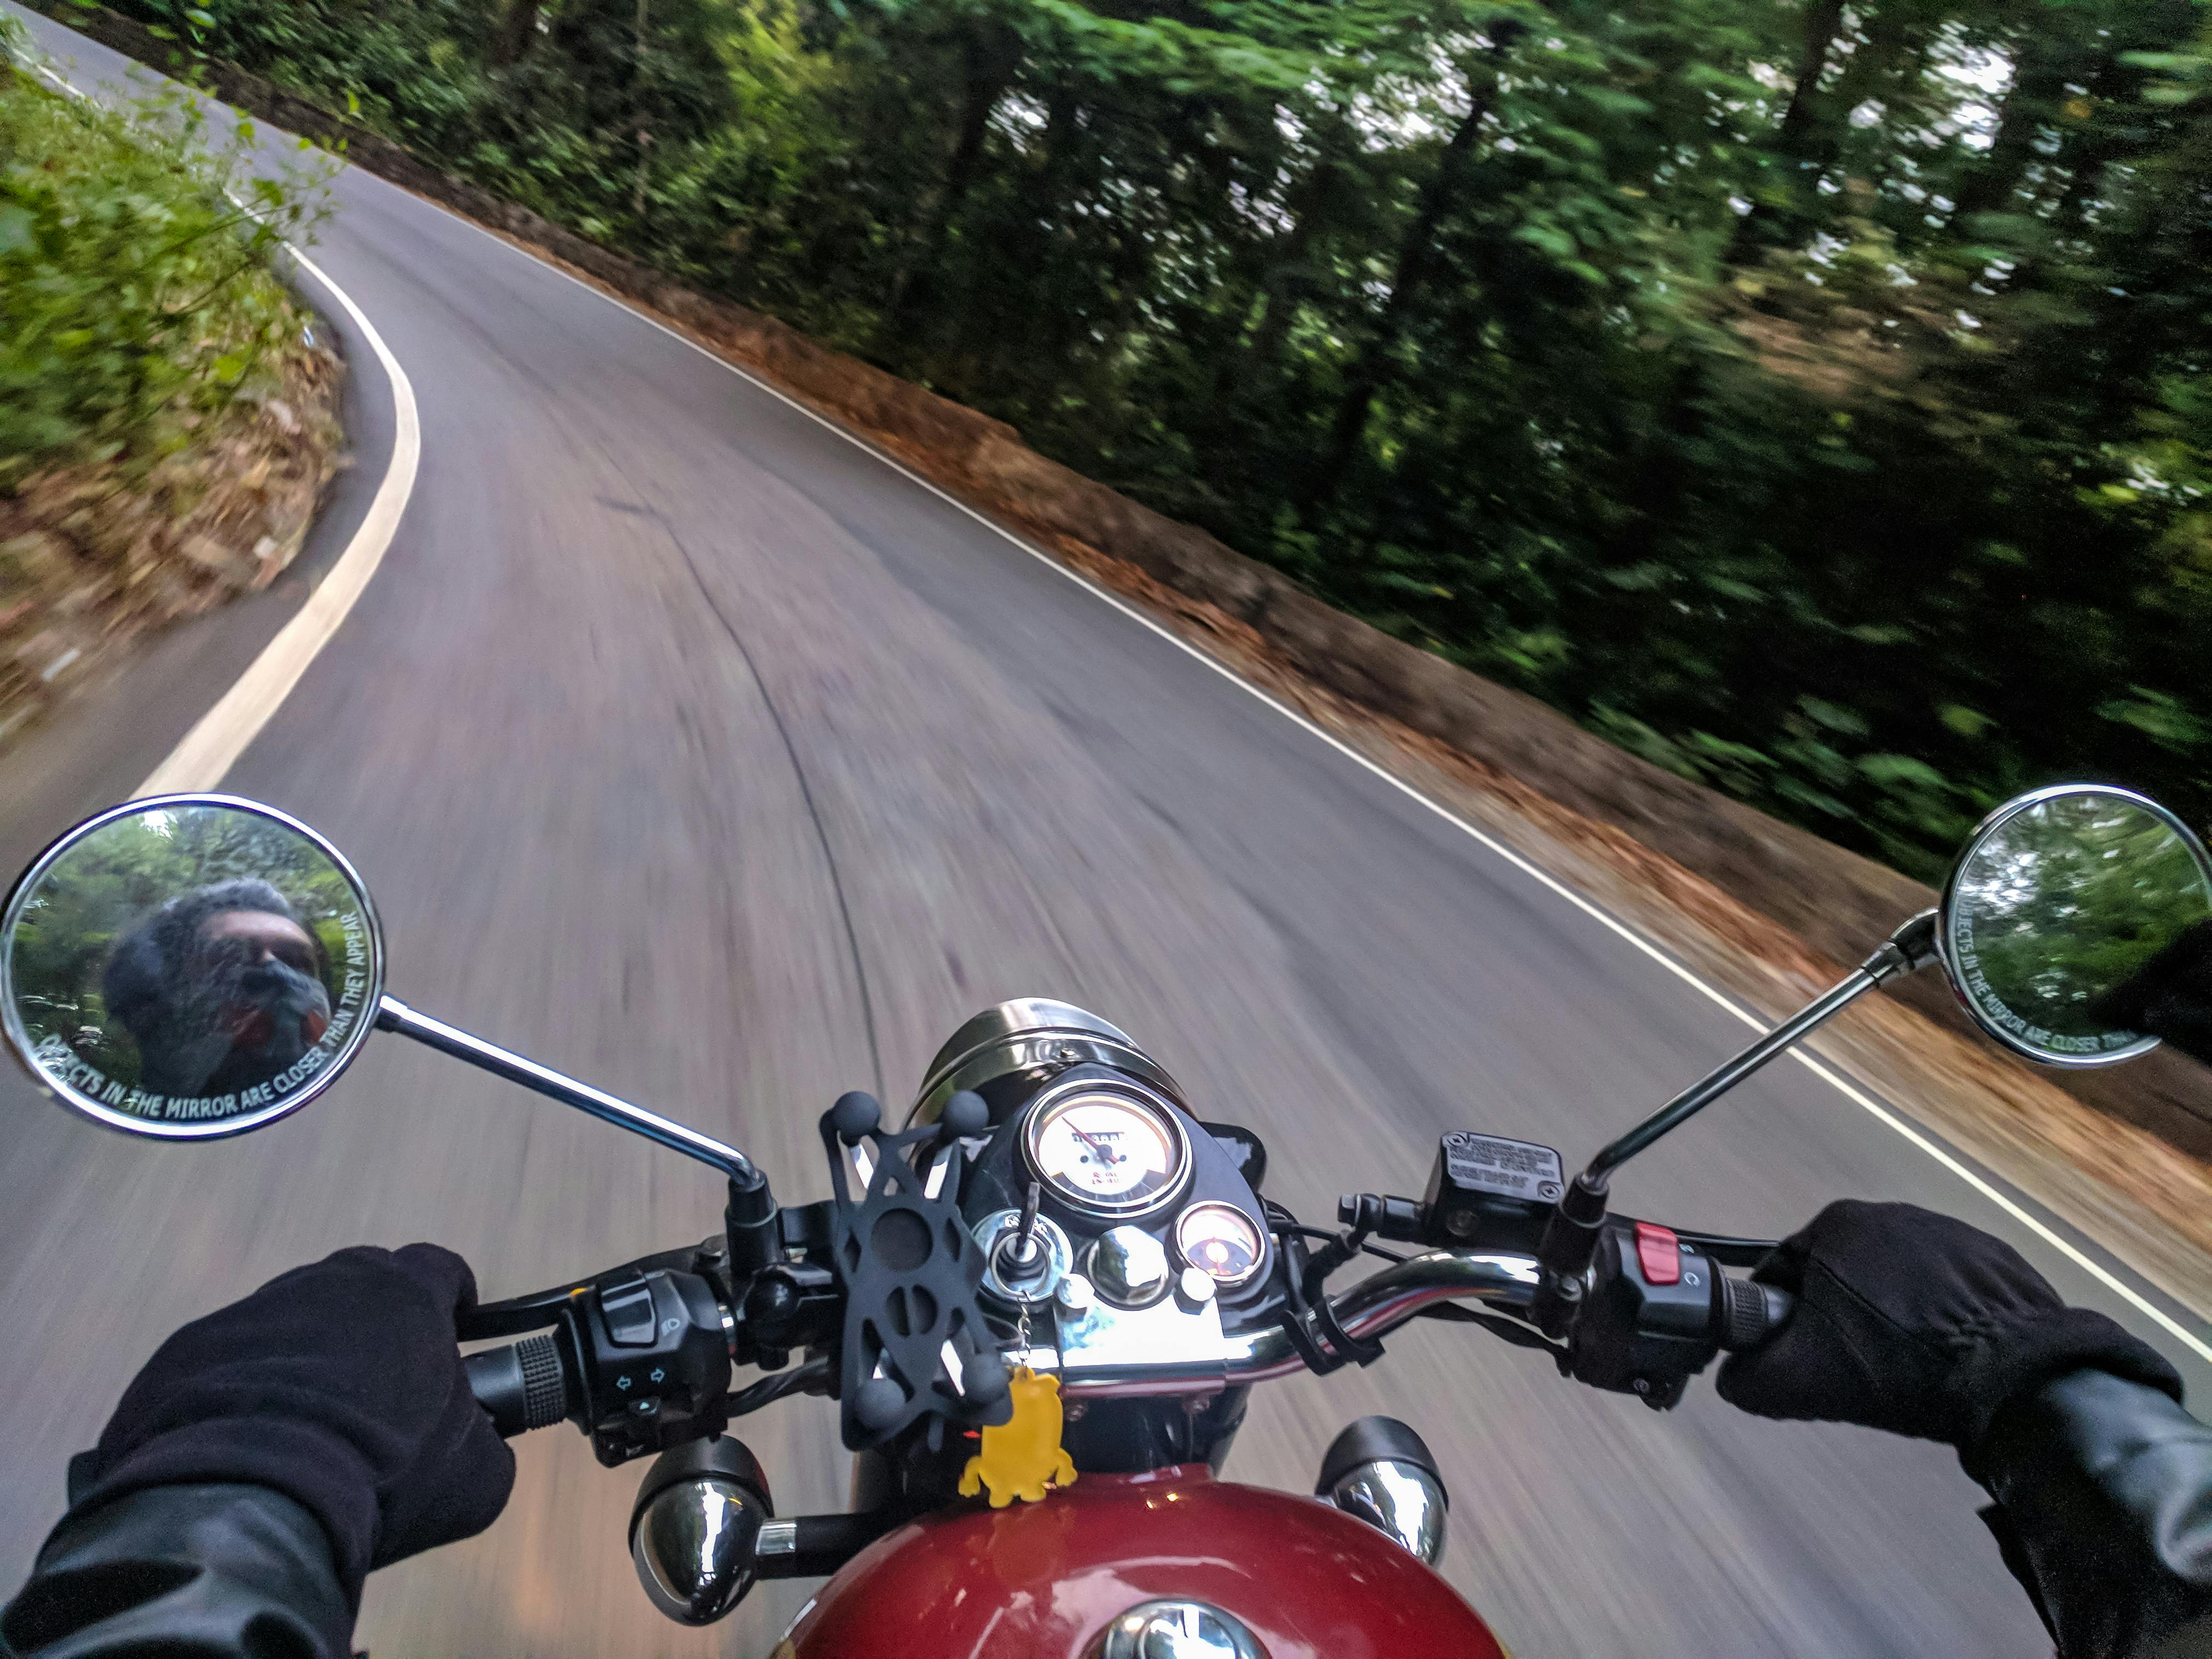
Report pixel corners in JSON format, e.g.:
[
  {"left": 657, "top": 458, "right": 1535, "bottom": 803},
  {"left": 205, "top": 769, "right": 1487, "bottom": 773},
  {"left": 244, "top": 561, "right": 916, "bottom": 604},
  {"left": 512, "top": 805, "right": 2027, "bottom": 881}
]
[
  {"left": 1716, "top": 1201, "right": 2181, "bottom": 1457},
  {"left": 66, "top": 1244, "right": 515, "bottom": 1603}
]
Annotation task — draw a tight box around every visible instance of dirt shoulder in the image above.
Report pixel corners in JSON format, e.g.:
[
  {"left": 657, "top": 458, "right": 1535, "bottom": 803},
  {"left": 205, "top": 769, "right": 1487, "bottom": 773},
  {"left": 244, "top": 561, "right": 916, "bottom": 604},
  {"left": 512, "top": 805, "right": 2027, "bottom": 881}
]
[
  {"left": 0, "top": 46, "right": 344, "bottom": 761},
  {"left": 0, "top": 337, "right": 344, "bottom": 755}
]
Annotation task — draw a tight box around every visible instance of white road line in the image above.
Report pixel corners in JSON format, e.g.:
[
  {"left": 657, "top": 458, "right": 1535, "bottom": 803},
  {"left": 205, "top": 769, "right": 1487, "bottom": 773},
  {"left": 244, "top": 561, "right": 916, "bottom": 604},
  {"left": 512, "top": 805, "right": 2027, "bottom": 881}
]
[
  {"left": 25, "top": 52, "right": 421, "bottom": 797},
  {"left": 434, "top": 201, "right": 2212, "bottom": 1363}
]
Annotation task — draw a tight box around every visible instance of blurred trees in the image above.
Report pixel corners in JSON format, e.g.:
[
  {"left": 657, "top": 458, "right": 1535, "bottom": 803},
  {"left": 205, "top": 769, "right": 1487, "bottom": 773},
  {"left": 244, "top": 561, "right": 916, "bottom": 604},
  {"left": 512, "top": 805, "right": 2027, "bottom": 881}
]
[{"left": 114, "top": 0, "right": 2212, "bottom": 880}]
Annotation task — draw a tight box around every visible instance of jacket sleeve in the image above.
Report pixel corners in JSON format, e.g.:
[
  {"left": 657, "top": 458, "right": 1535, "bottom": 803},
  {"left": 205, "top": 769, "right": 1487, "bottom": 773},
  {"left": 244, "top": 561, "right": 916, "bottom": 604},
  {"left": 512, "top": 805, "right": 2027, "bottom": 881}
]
[
  {"left": 0, "top": 1484, "right": 354, "bottom": 1659},
  {"left": 1974, "top": 1367, "right": 2212, "bottom": 1659}
]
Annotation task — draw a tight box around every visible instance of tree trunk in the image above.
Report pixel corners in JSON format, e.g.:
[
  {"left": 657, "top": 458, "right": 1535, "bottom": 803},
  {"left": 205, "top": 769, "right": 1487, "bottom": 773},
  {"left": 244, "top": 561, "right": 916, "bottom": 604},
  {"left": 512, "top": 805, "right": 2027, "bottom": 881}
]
[
  {"left": 884, "top": 29, "right": 1015, "bottom": 346},
  {"left": 490, "top": 0, "right": 540, "bottom": 67},
  {"left": 1775, "top": 0, "right": 1846, "bottom": 156},
  {"left": 1302, "top": 76, "right": 1492, "bottom": 511},
  {"left": 631, "top": 0, "right": 652, "bottom": 222},
  {"left": 1954, "top": 32, "right": 2074, "bottom": 223},
  {"left": 1228, "top": 114, "right": 1357, "bottom": 403},
  {"left": 1809, "top": 5, "right": 1914, "bottom": 170},
  {"left": 1728, "top": 0, "right": 1845, "bottom": 262}
]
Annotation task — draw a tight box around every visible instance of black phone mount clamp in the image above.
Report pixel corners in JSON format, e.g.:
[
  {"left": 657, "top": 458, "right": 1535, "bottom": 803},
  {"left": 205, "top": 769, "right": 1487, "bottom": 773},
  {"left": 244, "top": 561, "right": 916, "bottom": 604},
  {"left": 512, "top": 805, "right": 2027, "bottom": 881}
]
[{"left": 819, "top": 1091, "right": 1013, "bottom": 1452}]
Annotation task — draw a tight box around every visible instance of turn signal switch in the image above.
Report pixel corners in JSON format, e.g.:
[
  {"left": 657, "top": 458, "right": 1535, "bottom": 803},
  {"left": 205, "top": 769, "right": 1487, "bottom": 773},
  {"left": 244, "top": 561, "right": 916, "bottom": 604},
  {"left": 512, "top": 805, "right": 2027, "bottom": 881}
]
[{"left": 1566, "top": 1219, "right": 1793, "bottom": 1409}]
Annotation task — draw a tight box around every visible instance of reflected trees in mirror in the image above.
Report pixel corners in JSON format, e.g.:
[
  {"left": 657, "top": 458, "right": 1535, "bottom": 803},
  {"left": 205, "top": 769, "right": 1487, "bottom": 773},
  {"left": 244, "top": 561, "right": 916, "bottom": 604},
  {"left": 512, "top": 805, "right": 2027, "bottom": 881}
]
[{"left": 1942, "top": 787, "right": 2212, "bottom": 1067}]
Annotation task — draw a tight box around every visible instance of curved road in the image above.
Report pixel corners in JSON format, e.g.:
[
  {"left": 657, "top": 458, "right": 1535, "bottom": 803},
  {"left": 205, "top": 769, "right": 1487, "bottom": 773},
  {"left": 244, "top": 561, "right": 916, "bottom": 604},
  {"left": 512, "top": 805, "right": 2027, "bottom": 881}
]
[{"left": 5, "top": 14, "right": 2208, "bottom": 1654}]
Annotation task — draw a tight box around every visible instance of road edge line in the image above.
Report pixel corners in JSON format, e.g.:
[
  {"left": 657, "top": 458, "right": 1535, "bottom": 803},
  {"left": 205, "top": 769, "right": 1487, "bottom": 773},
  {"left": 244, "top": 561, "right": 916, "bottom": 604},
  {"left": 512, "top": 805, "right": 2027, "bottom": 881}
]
[
  {"left": 440, "top": 221, "right": 2212, "bottom": 1361},
  {"left": 27, "top": 52, "right": 421, "bottom": 797},
  {"left": 132, "top": 246, "right": 419, "bottom": 795}
]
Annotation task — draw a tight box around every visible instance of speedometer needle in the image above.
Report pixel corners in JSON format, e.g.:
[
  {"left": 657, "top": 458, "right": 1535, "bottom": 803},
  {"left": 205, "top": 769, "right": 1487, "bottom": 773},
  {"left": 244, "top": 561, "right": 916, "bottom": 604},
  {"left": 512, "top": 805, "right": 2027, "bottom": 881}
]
[{"left": 1070, "top": 1125, "right": 1122, "bottom": 1166}]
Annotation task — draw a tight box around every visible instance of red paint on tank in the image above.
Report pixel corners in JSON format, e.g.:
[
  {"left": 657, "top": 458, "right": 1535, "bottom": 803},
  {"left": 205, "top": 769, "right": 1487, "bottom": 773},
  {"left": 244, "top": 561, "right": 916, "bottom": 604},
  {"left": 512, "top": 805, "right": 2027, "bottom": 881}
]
[{"left": 780, "top": 1464, "right": 1507, "bottom": 1659}]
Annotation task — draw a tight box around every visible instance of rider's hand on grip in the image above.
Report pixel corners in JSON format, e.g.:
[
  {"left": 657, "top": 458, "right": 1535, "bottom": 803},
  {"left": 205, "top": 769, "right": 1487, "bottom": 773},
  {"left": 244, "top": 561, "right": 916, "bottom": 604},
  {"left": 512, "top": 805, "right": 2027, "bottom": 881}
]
[
  {"left": 66, "top": 1243, "right": 516, "bottom": 1599},
  {"left": 1715, "top": 1201, "right": 2181, "bottom": 1453}
]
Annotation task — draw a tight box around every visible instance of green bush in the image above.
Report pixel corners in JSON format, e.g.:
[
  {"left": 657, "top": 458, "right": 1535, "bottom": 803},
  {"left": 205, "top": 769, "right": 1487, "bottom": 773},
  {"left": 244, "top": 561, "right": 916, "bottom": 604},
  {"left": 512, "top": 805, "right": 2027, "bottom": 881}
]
[{"left": 0, "top": 23, "right": 323, "bottom": 489}]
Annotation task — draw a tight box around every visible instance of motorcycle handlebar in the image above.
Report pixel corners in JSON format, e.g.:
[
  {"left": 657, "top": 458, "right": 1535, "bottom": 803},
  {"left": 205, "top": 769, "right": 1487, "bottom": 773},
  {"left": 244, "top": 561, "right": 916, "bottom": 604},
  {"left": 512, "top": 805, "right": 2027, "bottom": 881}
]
[
  {"left": 466, "top": 1333, "right": 571, "bottom": 1437},
  {"left": 1204, "top": 1249, "right": 1795, "bottom": 1395},
  {"left": 462, "top": 1247, "right": 1797, "bottom": 1432}
]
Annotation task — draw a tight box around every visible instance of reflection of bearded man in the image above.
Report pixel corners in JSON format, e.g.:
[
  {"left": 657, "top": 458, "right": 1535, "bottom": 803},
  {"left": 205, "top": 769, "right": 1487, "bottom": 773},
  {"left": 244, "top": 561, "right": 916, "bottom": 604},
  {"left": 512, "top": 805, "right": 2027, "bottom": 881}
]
[
  {"left": 102, "top": 880, "right": 333, "bottom": 1099},
  {"left": 2094, "top": 916, "right": 2212, "bottom": 1068}
]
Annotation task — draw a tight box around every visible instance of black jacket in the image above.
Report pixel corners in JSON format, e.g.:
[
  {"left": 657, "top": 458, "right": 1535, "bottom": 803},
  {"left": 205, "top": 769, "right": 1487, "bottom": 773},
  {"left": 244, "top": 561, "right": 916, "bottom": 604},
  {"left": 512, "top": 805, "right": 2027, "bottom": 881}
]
[{"left": 6, "top": 1367, "right": 2212, "bottom": 1658}]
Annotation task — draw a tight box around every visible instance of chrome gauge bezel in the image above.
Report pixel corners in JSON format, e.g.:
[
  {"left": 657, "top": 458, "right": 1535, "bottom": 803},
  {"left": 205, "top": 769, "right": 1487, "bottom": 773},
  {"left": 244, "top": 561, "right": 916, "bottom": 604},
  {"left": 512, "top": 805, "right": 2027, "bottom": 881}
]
[
  {"left": 1173, "top": 1201, "right": 1267, "bottom": 1290},
  {"left": 1020, "top": 1075, "right": 1192, "bottom": 1220}
]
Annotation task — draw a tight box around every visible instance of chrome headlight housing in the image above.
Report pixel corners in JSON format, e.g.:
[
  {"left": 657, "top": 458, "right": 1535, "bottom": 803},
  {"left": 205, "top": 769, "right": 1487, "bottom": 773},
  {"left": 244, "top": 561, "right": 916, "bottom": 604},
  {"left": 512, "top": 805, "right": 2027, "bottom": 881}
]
[{"left": 908, "top": 998, "right": 1185, "bottom": 1127}]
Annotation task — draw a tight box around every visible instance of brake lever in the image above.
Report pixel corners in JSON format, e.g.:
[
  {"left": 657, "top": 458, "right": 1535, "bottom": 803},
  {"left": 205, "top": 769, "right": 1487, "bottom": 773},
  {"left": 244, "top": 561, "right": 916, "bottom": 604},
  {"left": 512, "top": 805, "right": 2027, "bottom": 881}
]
[{"left": 1418, "top": 1302, "right": 1562, "bottom": 1352}]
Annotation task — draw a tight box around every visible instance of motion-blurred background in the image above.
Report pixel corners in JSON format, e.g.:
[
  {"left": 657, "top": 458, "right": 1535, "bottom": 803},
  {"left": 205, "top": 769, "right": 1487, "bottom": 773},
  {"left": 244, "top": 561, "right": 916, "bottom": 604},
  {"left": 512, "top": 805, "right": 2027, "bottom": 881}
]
[{"left": 4, "top": 0, "right": 2211, "bottom": 1652}]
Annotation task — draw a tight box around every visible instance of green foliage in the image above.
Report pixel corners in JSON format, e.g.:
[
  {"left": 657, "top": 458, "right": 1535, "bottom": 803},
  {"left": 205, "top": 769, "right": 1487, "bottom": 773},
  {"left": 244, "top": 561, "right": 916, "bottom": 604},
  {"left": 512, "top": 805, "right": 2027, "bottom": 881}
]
[
  {"left": 0, "top": 26, "right": 324, "bottom": 487},
  {"left": 108, "top": 0, "right": 2212, "bottom": 881}
]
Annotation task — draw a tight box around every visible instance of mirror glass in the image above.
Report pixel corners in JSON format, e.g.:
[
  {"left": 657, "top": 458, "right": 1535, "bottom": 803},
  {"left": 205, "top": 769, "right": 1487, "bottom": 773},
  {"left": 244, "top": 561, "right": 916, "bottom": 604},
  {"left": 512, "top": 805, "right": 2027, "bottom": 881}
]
[
  {"left": 1942, "top": 786, "right": 2212, "bottom": 1067},
  {"left": 0, "top": 797, "right": 385, "bottom": 1137}
]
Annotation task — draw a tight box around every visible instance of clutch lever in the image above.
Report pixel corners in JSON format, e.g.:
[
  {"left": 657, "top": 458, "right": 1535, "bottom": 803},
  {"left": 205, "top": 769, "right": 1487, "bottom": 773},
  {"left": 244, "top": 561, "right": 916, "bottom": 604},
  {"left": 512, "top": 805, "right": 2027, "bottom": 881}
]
[{"left": 459, "top": 1237, "right": 723, "bottom": 1341}]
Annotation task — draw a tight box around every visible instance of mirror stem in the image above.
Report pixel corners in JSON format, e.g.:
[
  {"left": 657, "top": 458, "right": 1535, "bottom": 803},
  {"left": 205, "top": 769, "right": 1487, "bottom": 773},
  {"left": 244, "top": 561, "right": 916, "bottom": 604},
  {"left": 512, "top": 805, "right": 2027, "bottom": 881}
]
[
  {"left": 1531, "top": 911, "right": 1937, "bottom": 1338},
  {"left": 376, "top": 996, "right": 760, "bottom": 1184},
  {"left": 1580, "top": 909, "right": 1938, "bottom": 1190}
]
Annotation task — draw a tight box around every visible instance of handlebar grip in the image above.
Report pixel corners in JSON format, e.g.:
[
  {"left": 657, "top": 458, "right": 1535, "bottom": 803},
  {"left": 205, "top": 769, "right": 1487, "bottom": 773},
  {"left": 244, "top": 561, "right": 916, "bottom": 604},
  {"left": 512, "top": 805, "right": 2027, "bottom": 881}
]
[
  {"left": 1715, "top": 1275, "right": 1795, "bottom": 1352},
  {"left": 466, "top": 1333, "right": 570, "bottom": 1436}
]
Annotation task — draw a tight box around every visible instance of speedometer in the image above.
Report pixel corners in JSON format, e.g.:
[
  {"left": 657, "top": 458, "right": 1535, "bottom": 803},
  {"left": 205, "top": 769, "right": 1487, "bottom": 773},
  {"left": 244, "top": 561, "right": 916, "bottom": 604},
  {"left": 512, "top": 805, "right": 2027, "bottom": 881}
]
[{"left": 1022, "top": 1083, "right": 1190, "bottom": 1217}]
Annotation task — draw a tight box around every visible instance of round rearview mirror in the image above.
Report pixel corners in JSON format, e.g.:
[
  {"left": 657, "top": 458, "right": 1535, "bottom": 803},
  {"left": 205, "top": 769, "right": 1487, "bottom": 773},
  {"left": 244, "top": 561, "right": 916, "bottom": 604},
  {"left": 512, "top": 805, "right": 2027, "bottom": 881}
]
[
  {"left": 1941, "top": 785, "right": 2212, "bottom": 1067},
  {"left": 0, "top": 796, "right": 384, "bottom": 1138}
]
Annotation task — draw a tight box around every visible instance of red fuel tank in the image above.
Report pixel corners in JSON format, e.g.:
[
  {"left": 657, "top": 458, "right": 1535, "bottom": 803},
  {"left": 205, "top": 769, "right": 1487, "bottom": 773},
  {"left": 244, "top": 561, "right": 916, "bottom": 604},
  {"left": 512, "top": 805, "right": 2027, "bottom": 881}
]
[{"left": 777, "top": 1464, "right": 1507, "bottom": 1659}]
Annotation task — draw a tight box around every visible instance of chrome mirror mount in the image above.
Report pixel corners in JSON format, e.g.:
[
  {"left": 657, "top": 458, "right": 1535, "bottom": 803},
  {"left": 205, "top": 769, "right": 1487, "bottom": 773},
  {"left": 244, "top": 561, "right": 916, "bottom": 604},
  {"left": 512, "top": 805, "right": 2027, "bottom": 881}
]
[{"left": 2, "top": 795, "right": 759, "bottom": 1186}]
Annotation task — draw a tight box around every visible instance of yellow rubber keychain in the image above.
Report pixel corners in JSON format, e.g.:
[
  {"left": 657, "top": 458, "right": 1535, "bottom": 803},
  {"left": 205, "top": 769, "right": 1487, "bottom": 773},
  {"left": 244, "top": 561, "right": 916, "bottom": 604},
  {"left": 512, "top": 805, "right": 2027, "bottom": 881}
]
[{"left": 958, "top": 1365, "right": 1077, "bottom": 1508}]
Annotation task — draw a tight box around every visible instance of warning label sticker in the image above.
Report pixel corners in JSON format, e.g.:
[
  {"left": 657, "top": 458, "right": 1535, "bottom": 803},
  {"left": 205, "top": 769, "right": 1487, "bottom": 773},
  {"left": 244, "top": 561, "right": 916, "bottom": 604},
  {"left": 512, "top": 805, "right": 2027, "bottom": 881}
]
[{"left": 1442, "top": 1133, "right": 1563, "bottom": 1202}]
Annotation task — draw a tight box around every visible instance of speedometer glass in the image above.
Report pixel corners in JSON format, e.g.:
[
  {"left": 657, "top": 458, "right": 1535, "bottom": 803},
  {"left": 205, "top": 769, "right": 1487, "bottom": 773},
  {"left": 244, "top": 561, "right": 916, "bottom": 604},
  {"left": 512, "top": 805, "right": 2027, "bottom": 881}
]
[
  {"left": 1024, "top": 1086, "right": 1188, "bottom": 1216},
  {"left": 1175, "top": 1202, "right": 1264, "bottom": 1287}
]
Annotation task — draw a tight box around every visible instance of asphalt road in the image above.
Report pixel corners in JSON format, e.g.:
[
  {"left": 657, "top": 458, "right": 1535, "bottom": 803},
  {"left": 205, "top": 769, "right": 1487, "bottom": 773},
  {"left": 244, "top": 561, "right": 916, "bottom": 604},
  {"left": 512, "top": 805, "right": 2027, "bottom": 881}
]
[{"left": 5, "top": 13, "right": 2209, "bottom": 1655}]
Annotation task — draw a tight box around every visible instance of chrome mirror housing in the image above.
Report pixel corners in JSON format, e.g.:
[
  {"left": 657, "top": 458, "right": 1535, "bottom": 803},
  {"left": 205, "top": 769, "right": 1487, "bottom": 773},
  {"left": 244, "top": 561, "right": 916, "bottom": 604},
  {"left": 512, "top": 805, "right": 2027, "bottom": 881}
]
[
  {"left": 0, "top": 796, "right": 384, "bottom": 1139},
  {"left": 1940, "top": 784, "right": 2212, "bottom": 1067}
]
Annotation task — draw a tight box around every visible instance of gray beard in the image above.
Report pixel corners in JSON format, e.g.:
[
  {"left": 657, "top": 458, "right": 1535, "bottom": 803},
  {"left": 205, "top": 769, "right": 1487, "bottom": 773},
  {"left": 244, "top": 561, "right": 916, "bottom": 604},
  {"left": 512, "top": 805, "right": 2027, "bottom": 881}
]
[{"left": 136, "top": 957, "right": 331, "bottom": 1099}]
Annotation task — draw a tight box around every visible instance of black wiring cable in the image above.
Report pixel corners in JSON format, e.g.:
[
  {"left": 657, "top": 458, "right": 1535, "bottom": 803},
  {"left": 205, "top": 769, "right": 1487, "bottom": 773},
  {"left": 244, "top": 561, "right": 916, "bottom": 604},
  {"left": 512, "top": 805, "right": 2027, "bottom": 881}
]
[
  {"left": 1268, "top": 1202, "right": 1546, "bottom": 1354},
  {"left": 728, "top": 1354, "right": 833, "bottom": 1419}
]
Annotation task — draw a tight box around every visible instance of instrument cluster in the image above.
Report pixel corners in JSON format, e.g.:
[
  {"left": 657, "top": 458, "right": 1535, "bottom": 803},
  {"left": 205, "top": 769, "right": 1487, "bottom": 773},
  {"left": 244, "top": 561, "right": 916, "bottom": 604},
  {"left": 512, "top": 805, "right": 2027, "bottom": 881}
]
[{"left": 976, "top": 1073, "right": 1270, "bottom": 1315}]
